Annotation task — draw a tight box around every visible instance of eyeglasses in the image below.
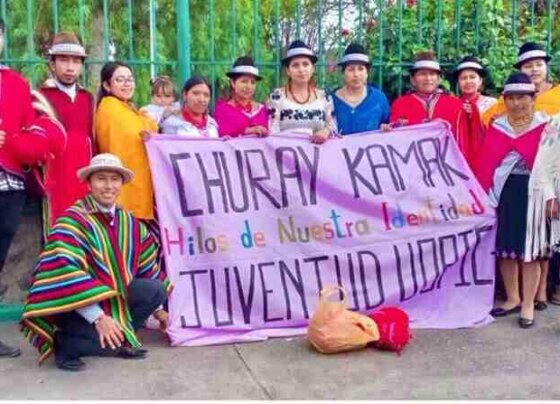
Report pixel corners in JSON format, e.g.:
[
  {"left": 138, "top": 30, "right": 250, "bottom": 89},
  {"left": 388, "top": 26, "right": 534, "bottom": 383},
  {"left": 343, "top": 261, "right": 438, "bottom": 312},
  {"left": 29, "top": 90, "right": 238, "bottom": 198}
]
[{"left": 112, "top": 76, "right": 135, "bottom": 85}]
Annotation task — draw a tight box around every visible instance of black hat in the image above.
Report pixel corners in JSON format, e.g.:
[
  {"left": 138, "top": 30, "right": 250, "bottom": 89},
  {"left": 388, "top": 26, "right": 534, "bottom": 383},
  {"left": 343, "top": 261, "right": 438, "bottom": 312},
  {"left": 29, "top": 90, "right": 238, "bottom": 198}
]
[
  {"left": 502, "top": 71, "right": 536, "bottom": 95},
  {"left": 281, "top": 40, "right": 318, "bottom": 66},
  {"left": 453, "top": 55, "right": 486, "bottom": 80},
  {"left": 226, "top": 56, "right": 262, "bottom": 81},
  {"left": 409, "top": 50, "right": 442, "bottom": 74},
  {"left": 338, "top": 42, "right": 370, "bottom": 68},
  {"left": 514, "top": 42, "right": 551, "bottom": 69}
]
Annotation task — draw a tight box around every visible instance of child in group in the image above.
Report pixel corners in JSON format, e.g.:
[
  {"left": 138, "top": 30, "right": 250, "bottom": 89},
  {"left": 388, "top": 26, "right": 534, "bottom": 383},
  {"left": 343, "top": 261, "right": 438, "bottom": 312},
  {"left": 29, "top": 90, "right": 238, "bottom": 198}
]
[{"left": 140, "top": 75, "right": 181, "bottom": 127}]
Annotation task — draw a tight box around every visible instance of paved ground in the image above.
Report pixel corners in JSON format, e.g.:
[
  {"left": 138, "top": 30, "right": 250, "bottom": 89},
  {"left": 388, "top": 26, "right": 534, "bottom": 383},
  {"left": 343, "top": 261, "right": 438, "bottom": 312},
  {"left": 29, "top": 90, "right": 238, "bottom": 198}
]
[{"left": 1, "top": 305, "right": 560, "bottom": 400}]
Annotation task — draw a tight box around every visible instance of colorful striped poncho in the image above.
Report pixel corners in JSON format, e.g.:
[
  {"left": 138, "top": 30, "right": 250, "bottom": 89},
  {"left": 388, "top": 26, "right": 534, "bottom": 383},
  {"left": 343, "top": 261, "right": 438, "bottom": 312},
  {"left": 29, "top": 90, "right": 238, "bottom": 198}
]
[{"left": 21, "top": 194, "right": 172, "bottom": 363}]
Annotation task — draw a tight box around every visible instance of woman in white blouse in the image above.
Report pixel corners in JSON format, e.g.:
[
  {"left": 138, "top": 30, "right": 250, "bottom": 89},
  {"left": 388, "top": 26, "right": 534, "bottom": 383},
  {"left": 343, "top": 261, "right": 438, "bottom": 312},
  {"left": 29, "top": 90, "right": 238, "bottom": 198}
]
[
  {"left": 268, "top": 40, "right": 336, "bottom": 144},
  {"left": 160, "top": 76, "right": 219, "bottom": 138}
]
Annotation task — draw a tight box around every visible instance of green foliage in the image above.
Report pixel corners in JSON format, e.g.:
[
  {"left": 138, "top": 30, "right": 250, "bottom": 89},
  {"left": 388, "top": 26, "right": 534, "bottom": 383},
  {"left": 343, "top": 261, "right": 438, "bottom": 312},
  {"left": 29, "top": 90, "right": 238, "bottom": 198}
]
[{"left": 357, "top": 0, "right": 559, "bottom": 99}]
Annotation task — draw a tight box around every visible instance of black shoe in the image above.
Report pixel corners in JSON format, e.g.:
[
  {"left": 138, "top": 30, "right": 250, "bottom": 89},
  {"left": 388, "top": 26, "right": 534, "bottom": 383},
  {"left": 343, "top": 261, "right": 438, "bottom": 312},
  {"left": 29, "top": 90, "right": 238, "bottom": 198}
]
[
  {"left": 490, "top": 305, "right": 521, "bottom": 317},
  {"left": 534, "top": 301, "right": 548, "bottom": 311},
  {"left": 117, "top": 346, "right": 148, "bottom": 359},
  {"left": 55, "top": 357, "right": 86, "bottom": 371},
  {"left": 0, "top": 340, "right": 21, "bottom": 358},
  {"left": 518, "top": 317, "right": 535, "bottom": 329}
]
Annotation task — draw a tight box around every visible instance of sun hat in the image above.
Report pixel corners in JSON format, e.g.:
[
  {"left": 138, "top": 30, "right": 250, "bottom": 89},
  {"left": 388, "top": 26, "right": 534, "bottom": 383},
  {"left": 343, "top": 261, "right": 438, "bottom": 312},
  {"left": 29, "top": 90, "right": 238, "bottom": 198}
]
[
  {"left": 77, "top": 153, "right": 134, "bottom": 183},
  {"left": 48, "top": 32, "right": 87, "bottom": 58}
]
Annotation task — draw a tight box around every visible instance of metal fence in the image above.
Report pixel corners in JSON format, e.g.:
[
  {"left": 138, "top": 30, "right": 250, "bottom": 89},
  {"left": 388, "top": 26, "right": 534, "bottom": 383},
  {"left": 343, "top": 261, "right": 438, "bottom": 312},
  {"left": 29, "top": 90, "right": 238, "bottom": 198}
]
[{"left": 1, "top": 0, "right": 558, "bottom": 102}]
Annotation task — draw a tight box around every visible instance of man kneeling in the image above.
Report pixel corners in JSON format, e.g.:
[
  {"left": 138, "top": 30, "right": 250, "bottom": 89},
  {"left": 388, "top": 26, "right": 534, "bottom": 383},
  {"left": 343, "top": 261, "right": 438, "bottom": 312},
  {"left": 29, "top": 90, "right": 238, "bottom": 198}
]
[{"left": 21, "top": 154, "right": 172, "bottom": 371}]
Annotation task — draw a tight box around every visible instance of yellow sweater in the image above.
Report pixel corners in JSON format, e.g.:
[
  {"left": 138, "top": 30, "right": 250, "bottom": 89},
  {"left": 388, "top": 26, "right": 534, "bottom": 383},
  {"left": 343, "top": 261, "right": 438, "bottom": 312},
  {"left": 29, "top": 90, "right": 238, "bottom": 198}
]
[
  {"left": 482, "top": 84, "right": 560, "bottom": 125},
  {"left": 95, "top": 96, "right": 158, "bottom": 220}
]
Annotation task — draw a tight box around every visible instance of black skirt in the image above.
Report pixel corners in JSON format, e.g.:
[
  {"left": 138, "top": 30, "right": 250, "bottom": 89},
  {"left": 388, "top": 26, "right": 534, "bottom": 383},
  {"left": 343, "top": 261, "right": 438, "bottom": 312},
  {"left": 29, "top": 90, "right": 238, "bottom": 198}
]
[{"left": 496, "top": 174, "right": 529, "bottom": 260}]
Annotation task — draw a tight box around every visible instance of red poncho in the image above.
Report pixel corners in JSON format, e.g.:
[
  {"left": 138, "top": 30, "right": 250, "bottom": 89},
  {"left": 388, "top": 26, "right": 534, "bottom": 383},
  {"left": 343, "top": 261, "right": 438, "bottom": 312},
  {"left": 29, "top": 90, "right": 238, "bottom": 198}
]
[
  {"left": 390, "top": 92, "right": 473, "bottom": 166},
  {"left": 40, "top": 84, "right": 95, "bottom": 225}
]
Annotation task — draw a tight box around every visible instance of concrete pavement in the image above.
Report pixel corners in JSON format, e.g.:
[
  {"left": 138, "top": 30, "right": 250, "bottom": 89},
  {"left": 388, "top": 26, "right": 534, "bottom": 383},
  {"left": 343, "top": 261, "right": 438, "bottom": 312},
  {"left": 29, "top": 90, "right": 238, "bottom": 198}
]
[{"left": 1, "top": 305, "right": 560, "bottom": 400}]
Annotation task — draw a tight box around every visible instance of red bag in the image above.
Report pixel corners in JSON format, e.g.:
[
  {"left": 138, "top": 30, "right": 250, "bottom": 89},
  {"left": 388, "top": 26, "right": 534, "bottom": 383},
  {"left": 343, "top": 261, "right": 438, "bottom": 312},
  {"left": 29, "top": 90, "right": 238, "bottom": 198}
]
[{"left": 368, "top": 307, "right": 411, "bottom": 354}]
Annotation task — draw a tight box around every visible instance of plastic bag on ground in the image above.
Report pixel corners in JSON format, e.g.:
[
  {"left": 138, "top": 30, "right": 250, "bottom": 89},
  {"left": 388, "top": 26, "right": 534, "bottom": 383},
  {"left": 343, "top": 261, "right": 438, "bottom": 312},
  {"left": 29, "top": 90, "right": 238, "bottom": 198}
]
[{"left": 307, "top": 285, "right": 379, "bottom": 354}]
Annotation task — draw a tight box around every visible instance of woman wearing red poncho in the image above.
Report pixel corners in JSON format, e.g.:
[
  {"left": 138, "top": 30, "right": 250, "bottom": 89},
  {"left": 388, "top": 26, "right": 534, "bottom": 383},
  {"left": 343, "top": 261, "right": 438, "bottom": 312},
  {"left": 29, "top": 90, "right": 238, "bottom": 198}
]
[
  {"left": 214, "top": 56, "right": 268, "bottom": 138},
  {"left": 474, "top": 72, "right": 560, "bottom": 329},
  {"left": 453, "top": 56, "right": 497, "bottom": 165},
  {"left": 388, "top": 51, "right": 470, "bottom": 164}
]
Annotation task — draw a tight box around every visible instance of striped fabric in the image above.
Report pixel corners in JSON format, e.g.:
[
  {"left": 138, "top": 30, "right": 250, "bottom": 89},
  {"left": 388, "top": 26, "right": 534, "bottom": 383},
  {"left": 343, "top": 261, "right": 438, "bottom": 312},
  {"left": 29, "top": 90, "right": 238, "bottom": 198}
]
[{"left": 21, "top": 194, "right": 172, "bottom": 363}]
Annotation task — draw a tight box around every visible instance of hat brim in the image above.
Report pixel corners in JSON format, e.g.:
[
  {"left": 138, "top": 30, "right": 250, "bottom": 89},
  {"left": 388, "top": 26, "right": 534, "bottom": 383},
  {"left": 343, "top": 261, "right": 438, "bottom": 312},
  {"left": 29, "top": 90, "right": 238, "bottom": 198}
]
[
  {"left": 514, "top": 55, "right": 551, "bottom": 69},
  {"left": 49, "top": 50, "right": 88, "bottom": 58},
  {"left": 338, "top": 60, "right": 371, "bottom": 68},
  {"left": 410, "top": 66, "right": 442, "bottom": 74},
  {"left": 225, "top": 71, "right": 263, "bottom": 81},
  {"left": 453, "top": 67, "right": 486, "bottom": 81},
  {"left": 282, "top": 54, "right": 318, "bottom": 66},
  {"left": 502, "top": 89, "right": 536, "bottom": 96},
  {"left": 77, "top": 165, "right": 134, "bottom": 184}
]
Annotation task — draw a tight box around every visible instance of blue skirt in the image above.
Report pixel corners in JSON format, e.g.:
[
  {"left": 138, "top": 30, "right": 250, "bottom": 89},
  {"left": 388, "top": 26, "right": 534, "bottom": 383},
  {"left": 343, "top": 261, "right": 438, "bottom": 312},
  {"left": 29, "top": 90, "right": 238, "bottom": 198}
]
[{"left": 496, "top": 174, "right": 529, "bottom": 260}]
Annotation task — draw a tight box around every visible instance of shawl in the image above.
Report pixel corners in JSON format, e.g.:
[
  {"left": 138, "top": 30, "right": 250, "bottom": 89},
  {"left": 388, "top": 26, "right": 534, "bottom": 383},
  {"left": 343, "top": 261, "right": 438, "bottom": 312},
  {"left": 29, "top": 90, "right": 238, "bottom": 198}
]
[
  {"left": 95, "top": 96, "right": 159, "bottom": 220},
  {"left": 39, "top": 85, "right": 95, "bottom": 228},
  {"left": 525, "top": 122, "right": 560, "bottom": 261},
  {"left": 390, "top": 92, "right": 471, "bottom": 163},
  {"left": 456, "top": 94, "right": 487, "bottom": 168},
  {"left": 21, "top": 195, "right": 172, "bottom": 363},
  {"left": 473, "top": 118, "right": 560, "bottom": 261},
  {"left": 214, "top": 98, "right": 268, "bottom": 137},
  {"left": 474, "top": 122, "right": 545, "bottom": 193}
]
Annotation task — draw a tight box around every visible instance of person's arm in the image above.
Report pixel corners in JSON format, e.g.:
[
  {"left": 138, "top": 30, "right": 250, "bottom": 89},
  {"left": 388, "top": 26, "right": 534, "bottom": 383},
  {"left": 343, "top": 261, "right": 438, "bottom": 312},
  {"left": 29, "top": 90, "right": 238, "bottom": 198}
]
[
  {"left": 76, "top": 303, "right": 104, "bottom": 324},
  {"left": 381, "top": 92, "right": 391, "bottom": 124},
  {"left": 267, "top": 89, "right": 282, "bottom": 135}
]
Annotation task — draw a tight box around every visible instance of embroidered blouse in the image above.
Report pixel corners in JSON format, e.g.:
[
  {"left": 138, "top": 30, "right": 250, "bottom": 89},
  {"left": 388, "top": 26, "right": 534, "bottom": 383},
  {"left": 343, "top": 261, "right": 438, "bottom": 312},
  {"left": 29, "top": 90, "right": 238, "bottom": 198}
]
[{"left": 267, "top": 87, "right": 337, "bottom": 135}]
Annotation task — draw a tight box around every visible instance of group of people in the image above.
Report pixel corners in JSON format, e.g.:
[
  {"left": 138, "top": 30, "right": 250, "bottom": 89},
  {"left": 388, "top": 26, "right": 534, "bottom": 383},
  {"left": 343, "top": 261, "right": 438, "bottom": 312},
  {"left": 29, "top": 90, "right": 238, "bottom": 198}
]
[{"left": 0, "top": 19, "right": 559, "bottom": 371}]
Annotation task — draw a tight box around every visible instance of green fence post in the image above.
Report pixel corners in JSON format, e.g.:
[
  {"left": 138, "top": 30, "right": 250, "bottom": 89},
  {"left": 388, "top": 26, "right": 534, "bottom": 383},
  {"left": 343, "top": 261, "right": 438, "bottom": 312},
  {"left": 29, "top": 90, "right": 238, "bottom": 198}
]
[
  {"left": 1, "top": 0, "right": 9, "bottom": 60},
  {"left": 210, "top": 0, "right": 216, "bottom": 101},
  {"left": 127, "top": 0, "right": 135, "bottom": 61},
  {"left": 26, "top": 0, "right": 35, "bottom": 56},
  {"left": 474, "top": 0, "right": 480, "bottom": 53},
  {"left": 357, "top": 0, "right": 363, "bottom": 42},
  {"left": 436, "top": 0, "right": 443, "bottom": 59},
  {"left": 546, "top": 0, "right": 553, "bottom": 52},
  {"left": 102, "top": 0, "right": 110, "bottom": 60},
  {"left": 454, "top": 0, "right": 461, "bottom": 53},
  {"left": 176, "top": 0, "right": 191, "bottom": 86},
  {"left": 149, "top": 0, "right": 157, "bottom": 77},
  {"left": 275, "top": 0, "right": 281, "bottom": 87},
  {"left": 231, "top": 0, "right": 236, "bottom": 59},
  {"left": 511, "top": 0, "right": 517, "bottom": 45},
  {"left": 397, "top": 0, "right": 403, "bottom": 95},
  {"left": 52, "top": 0, "right": 59, "bottom": 33},
  {"left": 317, "top": 0, "right": 323, "bottom": 86},
  {"left": 377, "top": 0, "right": 385, "bottom": 88},
  {"left": 417, "top": 0, "right": 423, "bottom": 46}
]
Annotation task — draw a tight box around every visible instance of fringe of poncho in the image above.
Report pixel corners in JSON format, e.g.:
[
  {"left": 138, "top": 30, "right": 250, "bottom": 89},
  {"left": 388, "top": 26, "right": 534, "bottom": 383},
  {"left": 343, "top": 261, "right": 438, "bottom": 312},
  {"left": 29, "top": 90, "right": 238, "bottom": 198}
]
[{"left": 525, "top": 123, "right": 560, "bottom": 261}]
